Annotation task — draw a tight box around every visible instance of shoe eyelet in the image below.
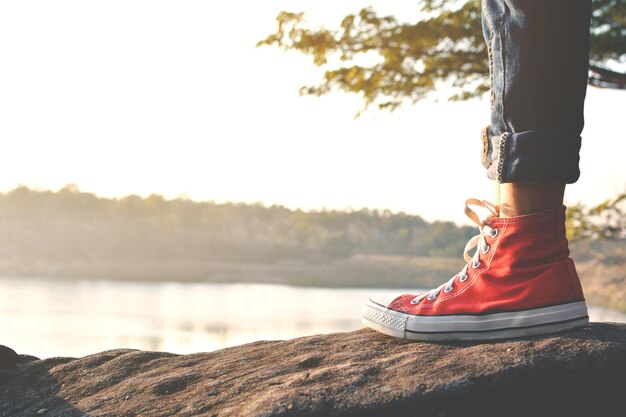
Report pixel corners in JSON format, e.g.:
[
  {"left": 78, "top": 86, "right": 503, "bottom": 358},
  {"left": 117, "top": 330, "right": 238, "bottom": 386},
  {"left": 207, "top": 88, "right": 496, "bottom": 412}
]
[
  {"left": 410, "top": 297, "right": 420, "bottom": 305},
  {"left": 472, "top": 260, "right": 481, "bottom": 268},
  {"left": 459, "top": 273, "right": 468, "bottom": 282},
  {"left": 490, "top": 228, "right": 498, "bottom": 238},
  {"left": 444, "top": 286, "right": 453, "bottom": 293},
  {"left": 481, "top": 244, "right": 490, "bottom": 254},
  {"left": 427, "top": 293, "right": 438, "bottom": 301}
]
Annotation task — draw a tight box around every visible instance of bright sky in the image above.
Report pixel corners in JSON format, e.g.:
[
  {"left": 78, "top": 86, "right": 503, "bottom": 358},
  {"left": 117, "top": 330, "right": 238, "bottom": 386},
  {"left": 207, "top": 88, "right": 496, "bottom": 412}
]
[{"left": 0, "top": 1, "right": 624, "bottom": 225}]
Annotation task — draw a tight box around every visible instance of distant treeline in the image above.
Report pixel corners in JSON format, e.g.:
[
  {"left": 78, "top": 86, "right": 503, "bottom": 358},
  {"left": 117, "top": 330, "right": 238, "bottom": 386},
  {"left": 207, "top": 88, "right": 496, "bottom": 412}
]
[{"left": 0, "top": 186, "right": 475, "bottom": 265}]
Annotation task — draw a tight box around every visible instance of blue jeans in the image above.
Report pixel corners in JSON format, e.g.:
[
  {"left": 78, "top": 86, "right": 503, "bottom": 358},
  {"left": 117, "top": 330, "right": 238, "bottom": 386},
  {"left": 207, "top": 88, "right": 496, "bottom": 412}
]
[{"left": 480, "top": 0, "right": 592, "bottom": 184}]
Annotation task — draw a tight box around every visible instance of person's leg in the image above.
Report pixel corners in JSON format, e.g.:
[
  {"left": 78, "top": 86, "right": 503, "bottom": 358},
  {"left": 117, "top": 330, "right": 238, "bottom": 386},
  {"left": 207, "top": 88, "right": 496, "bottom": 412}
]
[
  {"left": 491, "top": 180, "right": 566, "bottom": 218},
  {"left": 482, "top": 0, "right": 591, "bottom": 185},
  {"left": 362, "top": 0, "right": 593, "bottom": 341},
  {"left": 481, "top": 0, "right": 592, "bottom": 216},
  {"left": 499, "top": 183, "right": 566, "bottom": 217}
]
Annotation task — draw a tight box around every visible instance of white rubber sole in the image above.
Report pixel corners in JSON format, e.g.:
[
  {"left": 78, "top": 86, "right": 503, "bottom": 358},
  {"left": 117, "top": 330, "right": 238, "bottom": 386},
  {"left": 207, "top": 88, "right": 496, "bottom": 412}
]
[{"left": 361, "top": 299, "right": 589, "bottom": 341}]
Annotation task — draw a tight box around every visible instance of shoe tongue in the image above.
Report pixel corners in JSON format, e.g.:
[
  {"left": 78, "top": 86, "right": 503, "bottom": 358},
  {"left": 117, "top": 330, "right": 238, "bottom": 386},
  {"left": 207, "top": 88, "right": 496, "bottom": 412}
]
[{"left": 484, "top": 213, "right": 497, "bottom": 225}]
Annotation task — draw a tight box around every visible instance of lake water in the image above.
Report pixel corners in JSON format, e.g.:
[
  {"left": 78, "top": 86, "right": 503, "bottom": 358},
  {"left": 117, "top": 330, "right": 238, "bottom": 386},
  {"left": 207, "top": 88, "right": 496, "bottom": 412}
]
[{"left": 1, "top": 278, "right": 624, "bottom": 359}]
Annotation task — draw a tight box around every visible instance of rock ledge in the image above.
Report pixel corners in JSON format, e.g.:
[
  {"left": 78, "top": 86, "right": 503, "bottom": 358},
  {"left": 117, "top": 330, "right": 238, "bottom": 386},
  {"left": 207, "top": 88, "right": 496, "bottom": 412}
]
[{"left": 1, "top": 323, "right": 626, "bottom": 417}]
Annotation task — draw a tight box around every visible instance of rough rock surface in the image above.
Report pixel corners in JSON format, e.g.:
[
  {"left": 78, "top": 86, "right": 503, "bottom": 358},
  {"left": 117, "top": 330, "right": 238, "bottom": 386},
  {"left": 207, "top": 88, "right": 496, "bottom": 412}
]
[{"left": 1, "top": 323, "right": 626, "bottom": 417}]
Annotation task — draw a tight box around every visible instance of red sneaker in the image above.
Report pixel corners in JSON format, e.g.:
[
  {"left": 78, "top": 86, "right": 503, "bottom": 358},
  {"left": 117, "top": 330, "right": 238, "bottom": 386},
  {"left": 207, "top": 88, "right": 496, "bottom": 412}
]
[{"left": 361, "top": 199, "right": 588, "bottom": 341}]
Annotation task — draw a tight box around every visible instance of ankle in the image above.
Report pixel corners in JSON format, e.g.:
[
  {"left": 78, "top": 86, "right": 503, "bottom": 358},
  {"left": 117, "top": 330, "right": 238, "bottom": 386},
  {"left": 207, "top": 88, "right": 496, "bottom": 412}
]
[{"left": 498, "top": 182, "right": 565, "bottom": 217}]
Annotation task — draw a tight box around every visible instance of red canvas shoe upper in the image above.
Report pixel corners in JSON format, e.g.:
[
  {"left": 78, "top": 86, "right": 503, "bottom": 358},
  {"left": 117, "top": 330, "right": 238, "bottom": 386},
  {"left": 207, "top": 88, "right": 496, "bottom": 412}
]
[{"left": 387, "top": 200, "right": 585, "bottom": 316}]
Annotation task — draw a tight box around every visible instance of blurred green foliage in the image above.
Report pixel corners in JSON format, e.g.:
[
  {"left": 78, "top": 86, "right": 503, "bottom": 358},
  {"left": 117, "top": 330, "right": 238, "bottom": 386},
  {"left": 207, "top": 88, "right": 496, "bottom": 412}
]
[
  {"left": 567, "top": 193, "right": 626, "bottom": 241},
  {"left": 0, "top": 186, "right": 475, "bottom": 265}
]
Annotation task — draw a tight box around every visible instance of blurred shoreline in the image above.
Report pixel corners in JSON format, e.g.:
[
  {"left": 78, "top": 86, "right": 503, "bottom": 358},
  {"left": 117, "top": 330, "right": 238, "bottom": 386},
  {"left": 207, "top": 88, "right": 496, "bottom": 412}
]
[
  {"left": 0, "top": 255, "right": 465, "bottom": 289},
  {"left": 1, "top": 253, "right": 624, "bottom": 314}
]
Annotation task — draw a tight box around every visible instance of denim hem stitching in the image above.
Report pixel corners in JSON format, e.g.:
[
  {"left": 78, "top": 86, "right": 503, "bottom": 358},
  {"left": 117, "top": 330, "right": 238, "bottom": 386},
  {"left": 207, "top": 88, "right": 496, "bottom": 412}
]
[{"left": 496, "top": 132, "right": 509, "bottom": 183}]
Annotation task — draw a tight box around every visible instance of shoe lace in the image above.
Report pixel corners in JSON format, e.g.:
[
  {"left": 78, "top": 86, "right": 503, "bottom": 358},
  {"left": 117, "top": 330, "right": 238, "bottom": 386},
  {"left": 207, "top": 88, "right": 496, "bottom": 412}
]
[{"left": 411, "top": 199, "right": 500, "bottom": 304}]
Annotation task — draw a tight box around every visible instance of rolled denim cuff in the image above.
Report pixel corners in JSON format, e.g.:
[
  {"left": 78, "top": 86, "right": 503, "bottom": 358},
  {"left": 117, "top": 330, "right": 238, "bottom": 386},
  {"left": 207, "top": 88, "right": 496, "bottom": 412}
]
[{"left": 486, "top": 131, "right": 581, "bottom": 184}]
